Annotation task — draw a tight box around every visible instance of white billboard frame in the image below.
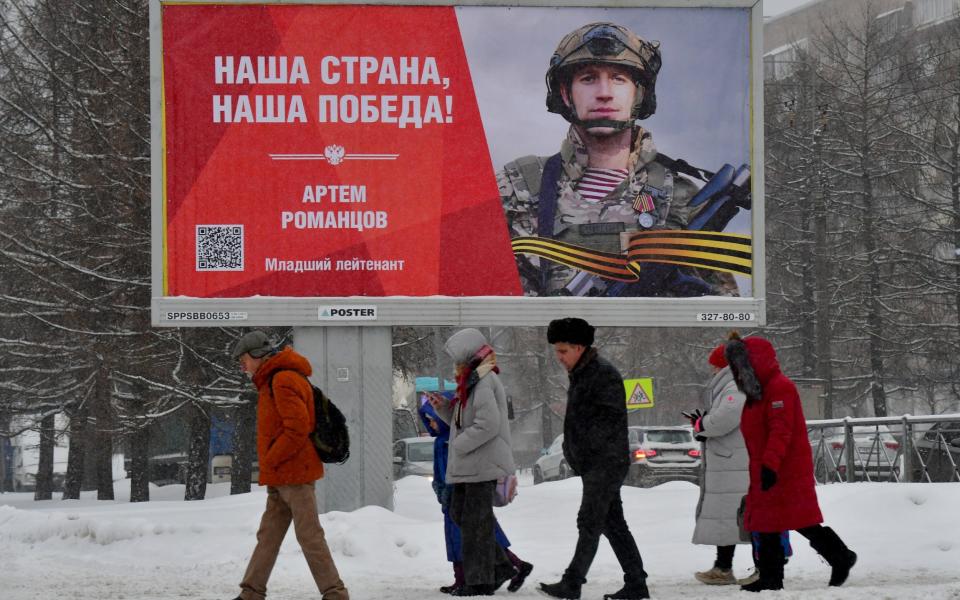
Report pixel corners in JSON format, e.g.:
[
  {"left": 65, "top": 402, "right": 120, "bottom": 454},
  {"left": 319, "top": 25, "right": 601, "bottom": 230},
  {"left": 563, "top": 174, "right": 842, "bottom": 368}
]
[{"left": 150, "top": 0, "right": 765, "bottom": 327}]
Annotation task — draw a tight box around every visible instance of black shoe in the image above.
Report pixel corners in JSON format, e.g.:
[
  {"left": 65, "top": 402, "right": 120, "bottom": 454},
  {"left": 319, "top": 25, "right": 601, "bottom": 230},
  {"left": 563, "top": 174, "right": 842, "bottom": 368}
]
[
  {"left": 603, "top": 580, "right": 650, "bottom": 600},
  {"left": 495, "top": 565, "right": 519, "bottom": 591},
  {"left": 450, "top": 584, "right": 495, "bottom": 596},
  {"left": 508, "top": 561, "right": 533, "bottom": 592},
  {"left": 538, "top": 579, "right": 581, "bottom": 599},
  {"left": 828, "top": 550, "right": 857, "bottom": 587},
  {"left": 740, "top": 578, "right": 783, "bottom": 592},
  {"left": 440, "top": 583, "right": 461, "bottom": 594}
]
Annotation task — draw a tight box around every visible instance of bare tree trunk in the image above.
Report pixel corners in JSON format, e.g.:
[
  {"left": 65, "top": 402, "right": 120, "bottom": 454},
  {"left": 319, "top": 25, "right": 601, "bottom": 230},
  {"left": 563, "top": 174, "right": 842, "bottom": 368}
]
[
  {"left": 230, "top": 394, "right": 257, "bottom": 495},
  {"left": 815, "top": 131, "right": 835, "bottom": 419},
  {"left": 128, "top": 383, "right": 150, "bottom": 502},
  {"left": 33, "top": 413, "right": 56, "bottom": 500},
  {"left": 861, "top": 162, "right": 888, "bottom": 418},
  {"left": 0, "top": 412, "right": 8, "bottom": 493},
  {"left": 129, "top": 428, "right": 150, "bottom": 502},
  {"left": 93, "top": 371, "right": 115, "bottom": 500},
  {"left": 184, "top": 403, "right": 210, "bottom": 501},
  {"left": 62, "top": 404, "right": 89, "bottom": 499}
]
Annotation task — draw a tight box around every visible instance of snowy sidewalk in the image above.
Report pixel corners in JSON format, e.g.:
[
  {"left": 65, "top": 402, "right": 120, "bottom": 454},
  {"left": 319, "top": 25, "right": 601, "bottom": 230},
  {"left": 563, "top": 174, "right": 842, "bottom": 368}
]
[{"left": 1, "top": 477, "right": 958, "bottom": 599}]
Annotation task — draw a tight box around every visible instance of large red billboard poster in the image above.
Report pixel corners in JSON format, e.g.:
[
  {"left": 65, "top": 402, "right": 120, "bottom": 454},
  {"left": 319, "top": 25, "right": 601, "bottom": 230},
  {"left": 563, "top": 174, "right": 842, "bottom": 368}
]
[{"left": 162, "top": 4, "right": 523, "bottom": 297}]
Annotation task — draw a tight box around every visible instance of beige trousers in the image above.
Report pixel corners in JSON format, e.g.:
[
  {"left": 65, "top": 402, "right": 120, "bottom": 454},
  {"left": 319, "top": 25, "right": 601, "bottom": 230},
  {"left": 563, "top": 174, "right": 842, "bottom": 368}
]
[{"left": 239, "top": 484, "right": 349, "bottom": 600}]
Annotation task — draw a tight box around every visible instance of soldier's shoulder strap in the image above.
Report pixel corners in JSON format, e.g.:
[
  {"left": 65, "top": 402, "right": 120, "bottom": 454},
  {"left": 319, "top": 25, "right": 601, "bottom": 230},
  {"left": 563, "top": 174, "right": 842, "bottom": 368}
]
[
  {"left": 654, "top": 152, "right": 715, "bottom": 183},
  {"left": 508, "top": 154, "right": 550, "bottom": 198},
  {"left": 536, "top": 153, "right": 563, "bottom": 240},
  {"left": 502, "top": 153, "right": 563, "bottom": 239}
]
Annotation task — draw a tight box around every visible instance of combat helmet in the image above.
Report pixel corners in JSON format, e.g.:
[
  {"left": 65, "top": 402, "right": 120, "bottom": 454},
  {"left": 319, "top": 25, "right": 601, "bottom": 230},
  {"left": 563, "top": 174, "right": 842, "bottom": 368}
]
[{"left": 546, "top": 22, "right": 662, "bottom": 129}]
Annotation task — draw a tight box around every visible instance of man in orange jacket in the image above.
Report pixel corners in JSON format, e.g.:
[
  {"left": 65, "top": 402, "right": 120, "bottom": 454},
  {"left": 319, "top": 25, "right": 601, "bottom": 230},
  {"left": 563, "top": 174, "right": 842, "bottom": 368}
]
[{"left": 230, "top": 330, "right": 349, "bottom": 600}]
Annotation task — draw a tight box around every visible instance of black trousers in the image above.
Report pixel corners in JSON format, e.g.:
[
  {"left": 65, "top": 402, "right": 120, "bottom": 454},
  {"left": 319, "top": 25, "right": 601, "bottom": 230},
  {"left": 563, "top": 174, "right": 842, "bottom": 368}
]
[
  {"left": 565, "top": 466, "right": 646, "bottom": 585},
  {"left": 755, "top": 524, "right": 839, "bottom": 583},
  {"left": 715, "top": 545, "right": 736, "bottom": 570},
  {"left": 450, "top": 481, "right": 514, "bottom": 586}
]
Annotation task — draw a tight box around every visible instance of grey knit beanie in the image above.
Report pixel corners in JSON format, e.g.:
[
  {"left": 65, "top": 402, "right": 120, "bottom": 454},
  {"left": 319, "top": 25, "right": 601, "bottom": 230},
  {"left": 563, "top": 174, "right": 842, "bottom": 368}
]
[{"left": 231, "top": 330, "right": 274, "bottom": 360}]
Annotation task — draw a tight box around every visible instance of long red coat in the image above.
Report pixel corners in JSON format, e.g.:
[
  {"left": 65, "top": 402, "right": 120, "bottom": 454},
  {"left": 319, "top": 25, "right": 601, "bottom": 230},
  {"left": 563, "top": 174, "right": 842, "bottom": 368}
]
[
  {"left": 739, "top": 337, "right": 823, "bottom": 532},
  {"left": 252, "top": 347, "right": 324, "bottom": 486}
]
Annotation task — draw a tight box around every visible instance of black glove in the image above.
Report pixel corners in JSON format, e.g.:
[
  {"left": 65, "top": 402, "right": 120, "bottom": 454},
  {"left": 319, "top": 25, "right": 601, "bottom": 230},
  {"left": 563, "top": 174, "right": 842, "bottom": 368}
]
[
  {"left": 760, "top": 465, "right": 777, "bottom": 491},
  {"left": 681, "top": 408, "right": 705, "bottom": 426},
  {"left": 694, "top": 433, "right": 707, "bottom": 443}
]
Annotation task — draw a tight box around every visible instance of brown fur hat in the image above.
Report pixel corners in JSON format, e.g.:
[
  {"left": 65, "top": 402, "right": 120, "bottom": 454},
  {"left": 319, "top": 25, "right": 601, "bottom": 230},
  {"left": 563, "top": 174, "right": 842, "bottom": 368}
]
[{"left": 724, "top": 332, "right": 761, "bottom": 401}]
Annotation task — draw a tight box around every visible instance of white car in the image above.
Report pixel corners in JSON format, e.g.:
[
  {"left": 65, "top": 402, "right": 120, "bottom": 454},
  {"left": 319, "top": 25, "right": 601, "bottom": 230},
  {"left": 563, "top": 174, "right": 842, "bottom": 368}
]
[
  {"left": 392, "top": 437, "right": 434, "bottom": 480},
  {"left": 627, "top": 426, "right": 702, "bottom": 487},
  {"left": 533, "top": 434, "right": 570, "bottom": 484}
]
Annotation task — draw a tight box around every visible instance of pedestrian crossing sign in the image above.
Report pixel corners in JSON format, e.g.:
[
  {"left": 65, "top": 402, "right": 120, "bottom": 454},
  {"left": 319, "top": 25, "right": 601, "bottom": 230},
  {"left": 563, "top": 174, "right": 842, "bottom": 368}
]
[{"left": 624, "top": 378, "right": 654, "bottom": 410}]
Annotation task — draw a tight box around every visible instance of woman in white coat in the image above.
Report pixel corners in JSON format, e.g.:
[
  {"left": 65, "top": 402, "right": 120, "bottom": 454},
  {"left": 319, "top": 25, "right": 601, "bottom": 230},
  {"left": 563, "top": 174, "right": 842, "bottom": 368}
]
[
  {"left": 687, "top": 344, "right": 753, "bottom": 586},
  {"left": 429, "top": 328, "right": 518, "bottom": 596}
]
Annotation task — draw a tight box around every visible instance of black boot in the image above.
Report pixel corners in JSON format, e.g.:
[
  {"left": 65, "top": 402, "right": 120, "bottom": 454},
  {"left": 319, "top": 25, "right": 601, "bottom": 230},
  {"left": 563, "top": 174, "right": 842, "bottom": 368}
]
[
  {"left": 508, "top": 561, "right": 533, "bottom": 592},
  {"left": 538, "top": 577, "right": 582, "bottom": 599},
  {"left": 450, "top": 583, "right": 495, "bottom": 596},
  {"left": 808, "top": 526, "right": 857, "bottom": 587},
  {"left": 494, "top": 564, "right": 518, "bottom": 591},
  {"left": 603, "top": 579, "right": 649, "bottom": 599},
  {"left": 441, "top": 561, "right": 466, "bottom": 594},
  {"left": 741, "top": 533, "right": 784, "bottom": 592}
]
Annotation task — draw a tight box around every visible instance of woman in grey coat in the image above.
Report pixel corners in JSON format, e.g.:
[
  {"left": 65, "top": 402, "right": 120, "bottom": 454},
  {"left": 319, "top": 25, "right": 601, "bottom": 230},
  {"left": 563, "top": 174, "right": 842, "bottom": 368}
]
[
  {"left": 687, "top": 344, "right": 752, "bottom": 586},
  {"left": 429, "top": 328, "right": 517, "bottom": 596}
]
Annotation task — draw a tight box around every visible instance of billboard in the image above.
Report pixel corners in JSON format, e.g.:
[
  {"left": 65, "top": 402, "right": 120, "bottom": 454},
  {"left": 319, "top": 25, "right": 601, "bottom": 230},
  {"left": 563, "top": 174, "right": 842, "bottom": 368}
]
[{"left": 151, "top": 0, "right": 764, "bottom": 326}]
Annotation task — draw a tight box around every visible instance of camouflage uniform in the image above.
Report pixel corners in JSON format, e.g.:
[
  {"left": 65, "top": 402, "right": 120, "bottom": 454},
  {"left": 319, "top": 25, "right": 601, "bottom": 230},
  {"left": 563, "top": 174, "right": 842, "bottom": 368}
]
[{"left": 499, "top": 126, "right": 702, "bottom": 296}]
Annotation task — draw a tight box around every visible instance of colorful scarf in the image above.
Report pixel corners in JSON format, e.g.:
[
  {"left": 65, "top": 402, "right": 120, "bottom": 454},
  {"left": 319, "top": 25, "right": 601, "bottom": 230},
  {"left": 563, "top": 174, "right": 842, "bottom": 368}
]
[{"left": 453, "top": 345, "right": 499, "bottom": 428}]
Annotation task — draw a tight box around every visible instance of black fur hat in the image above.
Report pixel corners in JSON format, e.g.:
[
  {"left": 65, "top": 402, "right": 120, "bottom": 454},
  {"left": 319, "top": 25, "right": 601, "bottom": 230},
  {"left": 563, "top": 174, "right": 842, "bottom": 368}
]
[
  {"left": 724, "top": 332, "right": 761, "bottom": 401},
  {"left": 547, "top": 317, "right": 595, "bottom": 347}
]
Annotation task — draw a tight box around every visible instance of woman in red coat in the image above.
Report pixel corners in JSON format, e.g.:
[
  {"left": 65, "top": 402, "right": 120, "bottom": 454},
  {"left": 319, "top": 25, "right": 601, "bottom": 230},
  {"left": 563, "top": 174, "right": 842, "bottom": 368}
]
[{"left": 730, "top": 334, "right": 857, "bottom": 592}]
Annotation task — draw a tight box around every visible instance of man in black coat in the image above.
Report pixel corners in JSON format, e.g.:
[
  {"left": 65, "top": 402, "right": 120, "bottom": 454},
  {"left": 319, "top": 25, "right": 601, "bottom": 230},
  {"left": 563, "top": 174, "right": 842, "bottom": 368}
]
[{"left": 539, "top": 318, "right": 649, "bottom": 600}]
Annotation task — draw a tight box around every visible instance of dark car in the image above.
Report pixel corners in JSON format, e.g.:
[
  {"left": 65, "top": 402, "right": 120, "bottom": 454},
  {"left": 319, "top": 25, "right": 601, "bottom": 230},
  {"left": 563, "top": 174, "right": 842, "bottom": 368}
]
[
  {"left": 914, "top": 421, "right": 960, "bottom": 483},
  {"left": 627, "top": 426, "right": 701, "bottom": 488}
]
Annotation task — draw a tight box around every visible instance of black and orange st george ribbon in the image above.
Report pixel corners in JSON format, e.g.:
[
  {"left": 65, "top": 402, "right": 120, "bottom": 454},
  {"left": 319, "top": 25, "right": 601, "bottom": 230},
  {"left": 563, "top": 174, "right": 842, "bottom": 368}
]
[{"left": 511, "top": 230, "right": 752, "bottom": 281}]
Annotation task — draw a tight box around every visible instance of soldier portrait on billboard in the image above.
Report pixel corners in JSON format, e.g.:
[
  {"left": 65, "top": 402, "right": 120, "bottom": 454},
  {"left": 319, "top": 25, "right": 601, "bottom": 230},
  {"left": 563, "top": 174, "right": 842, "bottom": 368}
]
[{"left": 486, "top": 19, "right": 753, "bottom": 298}]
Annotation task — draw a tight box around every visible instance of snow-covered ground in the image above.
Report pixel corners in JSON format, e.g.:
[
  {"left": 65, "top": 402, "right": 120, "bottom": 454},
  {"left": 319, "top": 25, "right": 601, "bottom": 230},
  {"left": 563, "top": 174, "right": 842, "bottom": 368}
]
[{"left": 1, "top": 475, "right": 958, "bottom": 600}]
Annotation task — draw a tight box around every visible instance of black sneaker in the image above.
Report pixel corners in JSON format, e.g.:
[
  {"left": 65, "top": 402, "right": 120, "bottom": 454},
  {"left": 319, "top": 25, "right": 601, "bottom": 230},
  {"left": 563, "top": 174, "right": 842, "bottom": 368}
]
[{"left": 508, "top": 562, "right": 534, "bottom": 592}]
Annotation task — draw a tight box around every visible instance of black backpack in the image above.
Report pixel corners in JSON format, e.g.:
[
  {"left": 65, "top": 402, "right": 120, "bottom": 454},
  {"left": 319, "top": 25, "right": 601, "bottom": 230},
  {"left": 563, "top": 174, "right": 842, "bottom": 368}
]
[{"left": 270, "top": 371, "right": 350, "bottom": 464}]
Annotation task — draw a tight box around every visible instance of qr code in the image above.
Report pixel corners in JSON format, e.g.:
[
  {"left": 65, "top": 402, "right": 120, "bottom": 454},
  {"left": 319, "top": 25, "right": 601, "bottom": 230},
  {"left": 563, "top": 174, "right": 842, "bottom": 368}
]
[{"left": 196, "top": 225, "right": 243, "bottom": 271}]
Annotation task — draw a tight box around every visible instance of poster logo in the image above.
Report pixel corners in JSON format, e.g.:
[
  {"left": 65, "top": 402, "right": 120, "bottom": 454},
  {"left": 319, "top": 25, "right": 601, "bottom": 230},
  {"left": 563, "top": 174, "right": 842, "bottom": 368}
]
[{"left": 318, "top": 305, "right": 378, "bottom": 320}]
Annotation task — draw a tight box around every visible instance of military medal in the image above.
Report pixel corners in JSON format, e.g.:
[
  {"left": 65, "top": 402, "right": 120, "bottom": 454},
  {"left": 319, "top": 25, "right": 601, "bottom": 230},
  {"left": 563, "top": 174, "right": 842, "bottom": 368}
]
[
  {"left": 632, "top": 191, "right": 656, "bottom": 213},
  {"left": 633, "top": 190, "right": 655, "bottom": 229}
]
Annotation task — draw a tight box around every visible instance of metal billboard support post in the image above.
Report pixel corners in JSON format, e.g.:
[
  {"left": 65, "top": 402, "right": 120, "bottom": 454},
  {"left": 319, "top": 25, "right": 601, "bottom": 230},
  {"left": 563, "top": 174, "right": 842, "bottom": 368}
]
[{"left": 293, "top": 326, "right": 393, "bottom": 513}]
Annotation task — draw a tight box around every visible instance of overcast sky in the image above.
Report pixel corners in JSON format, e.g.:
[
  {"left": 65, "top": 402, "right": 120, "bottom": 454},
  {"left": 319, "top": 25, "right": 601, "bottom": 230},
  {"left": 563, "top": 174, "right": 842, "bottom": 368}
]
[{"left": 763, "top": 0, "right": 814, "bottom": 17}]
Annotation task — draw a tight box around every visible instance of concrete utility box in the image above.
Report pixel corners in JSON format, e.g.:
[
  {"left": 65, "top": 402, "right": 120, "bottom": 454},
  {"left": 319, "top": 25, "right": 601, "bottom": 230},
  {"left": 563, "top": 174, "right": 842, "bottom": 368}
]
[
  {"left": 294, "top": 327, "right": 393, "bottom": 513},
  {"left": 799, "top": 385, "right": 825, "bottom": 421}
]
